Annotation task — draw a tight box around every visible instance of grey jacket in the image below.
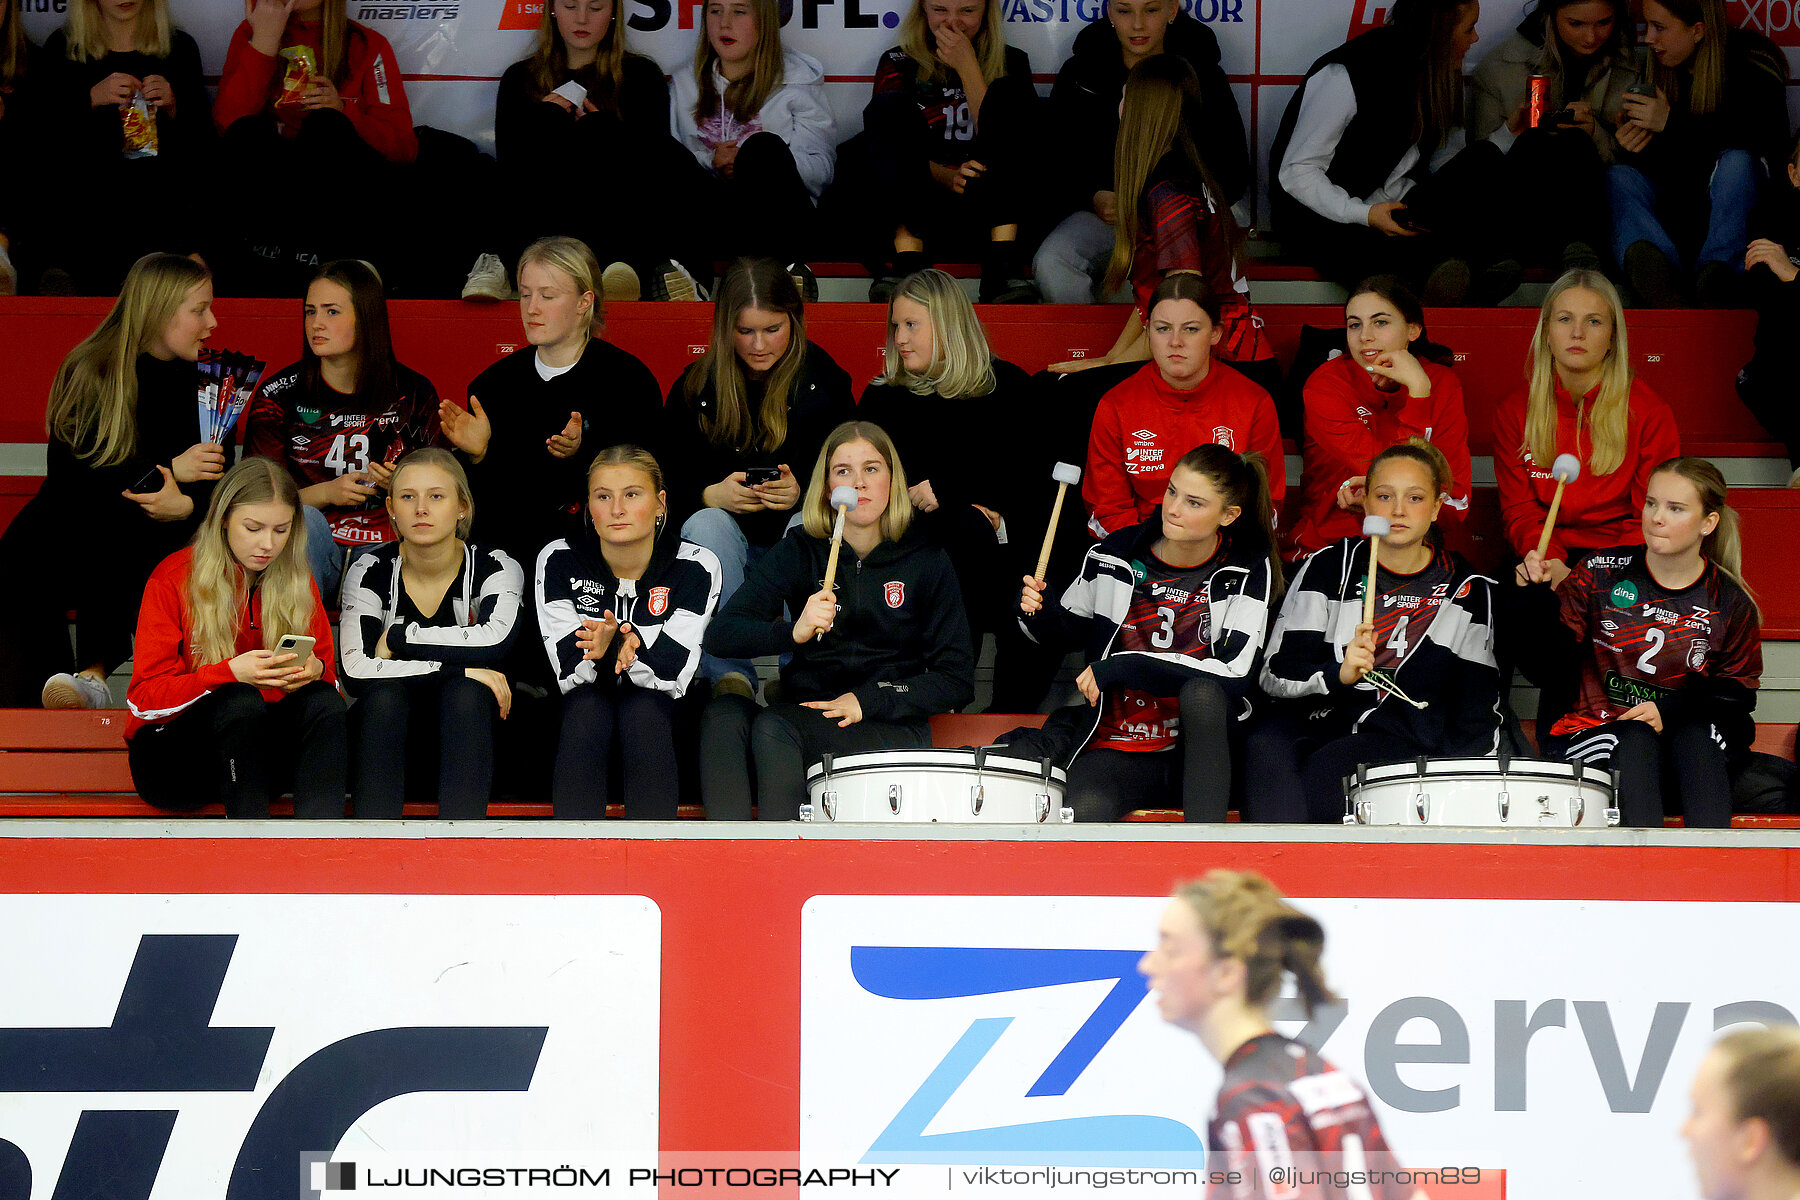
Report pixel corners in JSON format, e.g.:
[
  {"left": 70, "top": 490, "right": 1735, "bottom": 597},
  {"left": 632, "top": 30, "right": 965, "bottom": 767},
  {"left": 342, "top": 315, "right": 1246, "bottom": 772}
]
[{"left": 1470, "top": 30, "right": 1644, "bottom": 164}]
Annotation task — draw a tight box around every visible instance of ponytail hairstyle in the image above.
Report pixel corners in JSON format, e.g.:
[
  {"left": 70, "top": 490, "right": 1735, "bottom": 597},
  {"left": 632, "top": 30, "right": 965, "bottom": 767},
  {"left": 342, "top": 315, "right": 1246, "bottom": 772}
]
[
  {"left": 801, "top": 420, "right": 913, "bottom": 543},
  {"left": 873, "top": 268, "right": 997, "bottom": 400},
  {"left": 0, "top": 0, "right": 26, "bottom": 85},
  {"left": 693, "top": 0, "right": 786, "bottom": 124},
  {"left": 899, "top": 0, "right": 1006, "bottom": 87},
  {"left": 1347, "top": 274, "right": 1455, "bottom": 367},
  {"left": 1145, "top": 271, "right": 1223, "bottom": 324},
  {"left": 1105, "top": 54, "right": 1240, "bottom": 296},
  {"left": 1171, "top": 443, "right": 1284, "bottom": 596},
  {"left": 187, "top": 457, "right": 315, "bottom": 666},
  {"left": 390, "top": 447, "right": 475, "bottom": 541},
  {"left": 1710, "top": 1025, "right": 1800, "bottom": 1169},
  {"left": 585, "top": 443, "right": 669, "bottom": 541},
  {"left": 517, "top": 236, "right": 605, "bottom": 338},
  {"left": 1368, "top": 436, "right": 1454, "bottom": 545},
  {"left": 46, "top": 252, "right": 211, "bottom": 468},
  {"left": 687, "top": 257, "right": 808, "bottom": 454},
  {"left": 1649, "top": 456, "right": 1758, "bottom": 618},
  {"left": 1523, "top": 269, "right": 1633, "bottom": 478},
  {"left": 300, "top": 259, "right": 398, "bottom": 416},
  {"left": 529, "top": 0, "right": 634, "bottom": 105},
  {"left": 66, "top": 0, "right": 172, "bottom": 60},
  {"left": 1172, "top": 870, "right": 1337, "bottom": 1017},
  {"left": 1385, "top": 0, "right": 1474, "bottom": 151}
]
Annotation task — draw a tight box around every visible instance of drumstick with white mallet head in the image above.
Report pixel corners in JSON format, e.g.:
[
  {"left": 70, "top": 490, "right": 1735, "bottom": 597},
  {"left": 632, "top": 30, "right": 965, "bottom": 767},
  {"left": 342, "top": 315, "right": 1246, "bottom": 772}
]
[
  {"left": 1361, "top": 514, "right": 1391, "bottom": 628},
  {"left": 1035, "top": 462, "right": 1084, "bottom": 585},
  {"left": 818, "top": 485, "right": 859, "bottom": 632},
  {"left": 1534, "top": 453, "right": 1583, "bottom": 564}
]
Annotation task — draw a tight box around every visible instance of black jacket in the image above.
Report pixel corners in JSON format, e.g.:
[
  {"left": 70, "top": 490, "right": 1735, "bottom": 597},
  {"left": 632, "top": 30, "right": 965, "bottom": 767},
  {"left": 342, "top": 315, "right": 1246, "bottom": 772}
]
[
  {"left": 37, "top": 28, "right": 212, "bottom": 164},
  {"left": 1049, "top": 14, "right": 1248, "bottom": 216},
  {"left": 1624, "top": 31, "right": 1789, "bottom": 187},
  {"left": 461, "top": 339, "right": 662, "bottom": 566},
  {"left": 706, "top": 523, "right": 975, "bottom": 721},
  {"left": 494, "top": 52, "right": 670, "bottom": 167},
  {"left": 338, "top": 541, "right": 525, "bottom": 694},
  {"left": 656, "top": 341, "right": 854, "bottom": 545},
  {"left": 856, "top": 359, "right": 1034, "bottom": 517}
]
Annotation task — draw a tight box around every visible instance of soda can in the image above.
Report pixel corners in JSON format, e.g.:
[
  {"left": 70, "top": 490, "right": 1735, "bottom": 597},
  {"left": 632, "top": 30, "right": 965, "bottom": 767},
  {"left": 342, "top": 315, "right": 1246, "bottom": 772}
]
[{"left": 1529, "top": 74, "right": 1547, "bottom": 128}]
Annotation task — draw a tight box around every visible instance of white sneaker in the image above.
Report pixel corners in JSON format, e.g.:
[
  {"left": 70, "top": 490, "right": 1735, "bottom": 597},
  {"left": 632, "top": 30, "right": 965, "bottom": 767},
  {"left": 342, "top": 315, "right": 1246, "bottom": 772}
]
[
  {"left": 601, "top": 261, "right": 641, "bottom": 302},
  {"left": 460, "top": 253, "right": 509, "bottom": 302},
  {"left": 42, "top": 672, "right": 112, "bottom": 709}
]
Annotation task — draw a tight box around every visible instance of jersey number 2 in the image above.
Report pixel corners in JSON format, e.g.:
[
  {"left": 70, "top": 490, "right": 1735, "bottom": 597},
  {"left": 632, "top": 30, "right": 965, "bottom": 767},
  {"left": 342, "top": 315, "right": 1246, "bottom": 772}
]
[{"left": 1635, "top": 626, "right": 1666, "bottom": 675}]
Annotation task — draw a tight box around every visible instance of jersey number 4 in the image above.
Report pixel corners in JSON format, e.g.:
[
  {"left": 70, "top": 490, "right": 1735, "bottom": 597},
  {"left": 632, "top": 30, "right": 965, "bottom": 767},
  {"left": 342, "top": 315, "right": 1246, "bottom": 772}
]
[{"left": 324, "top": 433, "right": 371, "bottom": 476}]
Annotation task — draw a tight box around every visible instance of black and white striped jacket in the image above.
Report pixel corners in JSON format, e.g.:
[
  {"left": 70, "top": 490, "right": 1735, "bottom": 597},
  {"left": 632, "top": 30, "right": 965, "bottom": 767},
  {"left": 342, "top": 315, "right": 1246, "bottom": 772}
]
[
  {"left": 339, "top": 542, "right": 525, "bottom": 693},
  {"left": 1258, "top": 536, "right": 1501, "bottom": 754},
  {"left": 535, "top": 528, "right": 721, "bottom": 698}
]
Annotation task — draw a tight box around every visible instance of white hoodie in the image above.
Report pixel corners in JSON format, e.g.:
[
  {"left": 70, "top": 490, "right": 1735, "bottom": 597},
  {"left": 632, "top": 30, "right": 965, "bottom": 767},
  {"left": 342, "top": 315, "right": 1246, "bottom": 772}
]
[{"left": 671, "top": 47, "right": 837, "bottom": 199}]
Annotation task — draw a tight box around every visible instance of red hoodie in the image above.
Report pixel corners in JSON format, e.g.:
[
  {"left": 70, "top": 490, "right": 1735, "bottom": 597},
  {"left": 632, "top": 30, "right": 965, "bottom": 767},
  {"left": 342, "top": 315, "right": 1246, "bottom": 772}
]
[
  {"left": 213, "top": 17, "right": 417, "bottom": 163},
  {"left": 1491, "top": 378, "right": 1680, "bottom": 562},
  {"left": 125, "top": 546, "right": 339, "bottom": 739},
  {"left": 1083, "top": 360, "right": 1285, "bottom": 537},
  {"left": 1285, "top": 356, "right": 1472, "bottom": 559}
]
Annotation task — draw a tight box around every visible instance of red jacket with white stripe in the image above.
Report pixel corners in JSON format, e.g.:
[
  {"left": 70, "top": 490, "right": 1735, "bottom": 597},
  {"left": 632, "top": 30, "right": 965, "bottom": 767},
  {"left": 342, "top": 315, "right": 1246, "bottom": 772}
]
[
  {"left": 1083, "top": 360, "right": 1286, "bottom": 537},
  {"left": 125, "top": 547, "right": 338, "bottom": 739},
  {"left": 213, "top": 17, "right": 417, "bottom": 163}
]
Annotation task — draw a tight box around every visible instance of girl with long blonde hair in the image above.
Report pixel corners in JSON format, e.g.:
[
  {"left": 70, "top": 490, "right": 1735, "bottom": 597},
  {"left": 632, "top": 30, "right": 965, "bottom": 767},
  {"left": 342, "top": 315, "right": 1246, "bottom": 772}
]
[
  {"left": 1611, "top": 0, "right": 1787, "bottom": 306},
  {"left": 0, "top": 253, "right": 226, "bottom": 709},
  {"left": 125, "top": 456, "right": 347, "bottom": 819},
  {"left": 661, "top": 258, "right": 853, "bottom": 697},
  {"left": 858, "top": 268, "right": 1050, "bottom": 711},
  {"left": 859, "top": 0, "right": 1042, "bottom": 302},
  {"left": 1519, "top": 456, "right": 1762, "bottom": 828},
  {"left": 670, "top": 0, "right": 836, "bottom": 274},
  {"left": 1492, "top": 270, "right": 1680, "bottom": 589},
  {"left": 704, "top": 420, "right": 975, "bottom": 820}
]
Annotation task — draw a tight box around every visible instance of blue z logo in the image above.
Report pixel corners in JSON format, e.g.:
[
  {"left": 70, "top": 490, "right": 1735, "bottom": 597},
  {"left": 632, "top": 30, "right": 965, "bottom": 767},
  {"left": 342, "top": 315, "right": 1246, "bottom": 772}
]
[{"left": 850, "top": 947, "right": 1205, "bottom": 1168}]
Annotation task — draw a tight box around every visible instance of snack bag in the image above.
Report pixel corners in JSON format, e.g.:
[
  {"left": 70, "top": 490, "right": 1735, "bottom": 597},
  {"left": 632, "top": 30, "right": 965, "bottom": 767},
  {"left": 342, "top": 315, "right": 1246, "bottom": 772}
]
[
  {"left": 277, "top": 45, "right": 316, "bottom": 108},
  {"left": 122, "top": 91, "right": 158, "bottom": 159}
]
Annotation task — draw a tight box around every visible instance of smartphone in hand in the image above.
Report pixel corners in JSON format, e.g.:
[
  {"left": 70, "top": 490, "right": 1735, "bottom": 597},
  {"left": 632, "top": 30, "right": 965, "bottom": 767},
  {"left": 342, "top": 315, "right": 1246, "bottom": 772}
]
[{"left": 743, "top": 466, "right": 782, "bottom": 486}]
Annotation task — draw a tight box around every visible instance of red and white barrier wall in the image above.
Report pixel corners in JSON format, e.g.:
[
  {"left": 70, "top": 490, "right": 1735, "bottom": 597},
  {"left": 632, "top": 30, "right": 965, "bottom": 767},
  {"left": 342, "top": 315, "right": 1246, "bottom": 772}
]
[{"left": 1, "top": 824, "right": 1796, "bottom": 1198}]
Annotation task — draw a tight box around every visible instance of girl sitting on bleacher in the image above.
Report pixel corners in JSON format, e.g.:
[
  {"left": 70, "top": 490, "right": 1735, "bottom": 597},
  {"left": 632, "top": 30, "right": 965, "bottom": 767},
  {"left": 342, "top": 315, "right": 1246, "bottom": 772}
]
[
  {"left": 1268, "top": 0, "right": 1517, "bottom": 304},
  {"left": 704, "top": 421, "right": 975, "bottom": 820},
  {"left": 472, "top": 0, "right": 683, "bottom": 302},
  {"left": 1286, "top": 275, "right": 1471, "bottom": 561},
  {"left": 539, "top": 444, "right": 720, "bottom": 819},
  {"left": 1052, "top": 56, "right": 1274, "bottom": 393},
  {"left": 0, "top": 252, "right": 225, "bottom": 710},
  {"left": 338, "top": 448, "right": 523, "bottom": 819},
  {"left": 671, "top": 0, "right": 835, "bottom": 285},
  {"left": 1609, "top": 0, "right": 1788, "bottom": 307},
  {"left": 212, "top": 0, "right": 414, "bottom": 292},
  {"left": 858, "top": 0, "right": 1041, "bottom": 303},
  {"left": 1018, "top": 444, "right": 1279, "bottom": 822},
  {"left": 1492, "top": 269, "right": 1680, "bottom": 588},
  {"left": 659, "top": 257, "right": 852, "bottom": 699},
  {"left": 1084, "top": 273, "right": 1284, "bottom": 539},
  {"left": 858, "top": 268, "right": 1049, "bottom": 711},
  {"left": 1250, "top": 439, "right": 1501, "bottom": 822},
  {"left": 1515, "top": 456, "right": 1761, "bottom": 828},
  {"left": 245, "top": 258, "right": 443, "bottom": 606},
  {"left": 125, "top": 456, "right": 346, "bottom": 818}
]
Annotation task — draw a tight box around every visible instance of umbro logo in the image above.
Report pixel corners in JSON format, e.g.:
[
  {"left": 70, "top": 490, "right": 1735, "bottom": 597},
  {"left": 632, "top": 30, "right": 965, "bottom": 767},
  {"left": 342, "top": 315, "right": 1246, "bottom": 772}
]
[{"left": 1129, "top": 429, "right": 1157, "bottom": 441}]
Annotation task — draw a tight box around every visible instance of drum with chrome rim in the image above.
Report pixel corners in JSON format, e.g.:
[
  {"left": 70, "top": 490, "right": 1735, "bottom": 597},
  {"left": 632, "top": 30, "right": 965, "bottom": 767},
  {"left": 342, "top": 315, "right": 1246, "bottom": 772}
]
[
  {"left": 802, "top": 748, "right": 1072, "bottom": 824},
  {"left": 1343, "top": 755, "right": 1620, "bottom": 828}
]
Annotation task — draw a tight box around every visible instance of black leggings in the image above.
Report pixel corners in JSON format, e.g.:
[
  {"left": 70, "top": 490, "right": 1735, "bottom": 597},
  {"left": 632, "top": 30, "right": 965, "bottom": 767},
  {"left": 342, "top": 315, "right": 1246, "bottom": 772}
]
[
  {"left": 1242, "top": 712, "right": 1427, "bottom": 824},
  {"left": 1497, "top": 126, "right": 1609, "bottom": 268},
  {"left": 127, "top": 681, "right": 347, "bottom": 818},
  {"left": 1064, "top": 676, "right": 1235, "bottom": 822},
  {"left": 553, "top": 683, "right": 681, "bottom": 819},
  {"left": 349, "top": 674, "right": 499, "bottom": 819},
  {"left": 679, "top": 131, "right": 816, "bottom": 267},
  {"left": 745, "top": 703, "right": 930, "bottom": 821},
  {"left": 862, "top": 76, "right": 1039, "bottom": 254},
  {"left": 1549, "top": 718, "right": 1737, "bottom": 829}
]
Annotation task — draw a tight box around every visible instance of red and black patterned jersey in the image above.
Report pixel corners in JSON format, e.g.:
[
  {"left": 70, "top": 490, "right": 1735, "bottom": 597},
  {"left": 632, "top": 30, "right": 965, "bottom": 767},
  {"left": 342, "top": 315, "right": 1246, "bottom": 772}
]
[
  {"left": 244, "top": 361, "right": 444, "bottom": 546},
  {"left": 1132, "top": 161, "right": 1269, "bottom": 366},
  {"left": 1091, "top": 544, "right": 1226, "bottom": 752},
  {"left": 1209, "top": 1033, "right": 1412, "bottom": 1200},
  {"left": 869, "top": 45, "right": 1033, "bottom": 166},
  {"left": 1367, "top": 545, "right": 1457, "bottom": 675},
  {"left": 1551, "top": 546, "right": 1762, "bottom": 736}
]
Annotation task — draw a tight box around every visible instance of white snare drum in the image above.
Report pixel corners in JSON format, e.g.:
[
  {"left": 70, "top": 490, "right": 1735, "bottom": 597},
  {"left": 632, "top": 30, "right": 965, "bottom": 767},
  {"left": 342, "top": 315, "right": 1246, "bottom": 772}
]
[
  {"left": 801, "top": 749, "right": 1073, "bottom": 824},
  {"left": 1344, "top": 757, "right": 1620, "bottom": 828}
]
